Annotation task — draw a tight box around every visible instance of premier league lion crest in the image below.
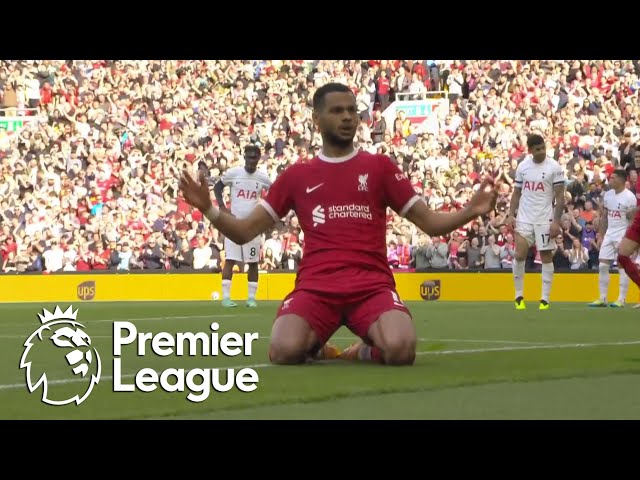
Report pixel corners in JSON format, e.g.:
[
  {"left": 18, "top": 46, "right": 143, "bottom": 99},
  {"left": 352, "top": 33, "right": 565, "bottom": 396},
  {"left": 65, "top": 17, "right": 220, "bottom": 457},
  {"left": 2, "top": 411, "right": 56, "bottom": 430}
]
[{"left": 19, "top": 306, "right": 101, "bottom": 406}]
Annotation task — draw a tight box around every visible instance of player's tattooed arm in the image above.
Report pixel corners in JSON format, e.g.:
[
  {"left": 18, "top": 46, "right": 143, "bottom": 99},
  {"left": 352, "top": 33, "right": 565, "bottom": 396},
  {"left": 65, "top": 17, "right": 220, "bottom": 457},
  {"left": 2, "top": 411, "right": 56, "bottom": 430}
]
[
  {"left": 549, "top": 183, "right": 565, "bottom": 238},
  {"left": 553, "top": 183, "right": 565, "bottom": 223},
  {"left": 208, "top": 206, "right": 275, "bottom": 245},
  {"left": 600, "top": 208, "right": 608, "bottom": 235},
  {"left": 506, "top": 186, "right": 521, "bottom": 227},
  {"left": 508, "top": 186, "right": 521, "bottom": 216}
]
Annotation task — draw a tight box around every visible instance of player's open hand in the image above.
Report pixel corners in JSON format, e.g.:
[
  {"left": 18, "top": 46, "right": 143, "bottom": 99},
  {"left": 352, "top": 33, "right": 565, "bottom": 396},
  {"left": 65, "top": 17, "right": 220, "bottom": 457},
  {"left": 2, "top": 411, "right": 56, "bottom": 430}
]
[
  {"left": 469, "top": 178, "right": 498, "bottom": 217},
  {"left": 179, "top": 170, "right": 212, "bottom": 212}
]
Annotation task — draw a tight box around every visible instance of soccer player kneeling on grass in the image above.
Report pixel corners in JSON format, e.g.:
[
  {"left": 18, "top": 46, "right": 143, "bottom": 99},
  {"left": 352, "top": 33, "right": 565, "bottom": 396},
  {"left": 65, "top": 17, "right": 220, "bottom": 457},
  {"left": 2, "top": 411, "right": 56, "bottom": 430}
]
[
  {"left": 179, "top": 83, "right": 498, "bottom": 366},
  {"left": 589, "top": 169, "right": 636, "bottom": 308},
  {"left": 506, "top": 134, "right": 566, "bottom": 310}
]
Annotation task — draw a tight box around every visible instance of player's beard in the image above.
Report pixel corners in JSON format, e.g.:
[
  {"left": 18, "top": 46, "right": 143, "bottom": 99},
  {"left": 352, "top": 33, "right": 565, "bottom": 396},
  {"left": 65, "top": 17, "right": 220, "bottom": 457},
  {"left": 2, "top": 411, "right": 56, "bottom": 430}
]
[{"left": 324, "top": 130, "right": 355, "bottom": 150}]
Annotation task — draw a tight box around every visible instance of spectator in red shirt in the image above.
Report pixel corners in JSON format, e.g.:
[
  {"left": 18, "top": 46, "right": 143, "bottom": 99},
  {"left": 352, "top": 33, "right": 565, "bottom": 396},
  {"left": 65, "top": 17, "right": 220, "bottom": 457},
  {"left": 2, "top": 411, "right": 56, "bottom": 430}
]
[
  {"left": 90, "top": 243, "right": 110, "bottom": 270},
  {"left": 376, "top": 70, "right": 390, "bottom": 112}
]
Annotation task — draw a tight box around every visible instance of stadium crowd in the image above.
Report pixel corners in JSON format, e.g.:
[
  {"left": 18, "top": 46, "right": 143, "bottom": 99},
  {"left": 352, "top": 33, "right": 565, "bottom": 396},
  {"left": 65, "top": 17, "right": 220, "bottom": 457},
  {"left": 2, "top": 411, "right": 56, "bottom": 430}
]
[{"left": 1, "top": 59, "right": 640, "bottom": 274}]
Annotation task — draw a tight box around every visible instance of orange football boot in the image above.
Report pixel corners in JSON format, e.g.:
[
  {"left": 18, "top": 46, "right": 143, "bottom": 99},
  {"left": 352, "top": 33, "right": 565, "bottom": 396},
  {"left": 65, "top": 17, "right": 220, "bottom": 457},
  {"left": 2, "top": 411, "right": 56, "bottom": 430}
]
[
  {"left": 338, "top": 342, "right": 365, "bottom": 361},
  {"left": 315, "top": 342, "right": 342, "bottom": 360}
]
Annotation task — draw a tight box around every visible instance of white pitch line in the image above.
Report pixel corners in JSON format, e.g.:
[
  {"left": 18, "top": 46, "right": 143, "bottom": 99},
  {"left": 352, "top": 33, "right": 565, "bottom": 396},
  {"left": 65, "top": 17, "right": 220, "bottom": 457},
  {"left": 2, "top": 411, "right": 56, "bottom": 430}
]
[
  {"left": 0, "top": 310, "right": 626, "bottom": 349},
  {"left": 91, "top": 315, "right": 242, "bottom": 324},
  {"left": 0, "top": 314, "right": 245, "bottom": 329},
  {"left": 0, "top": 334, "right": 549, "bottom": 346},
  {"left": 420, "top": 340, "right": 640, "bottom": 355},
  {"left": 1, "top": 339, "right": 639, "bottom": 392},
  {"left": 329, "top": 336, "right": 544, "bottom": 345},
  {"left": 0, "top": 335, "right": 113, "bottom": 340},
  {"left": 0, "top": 362, "right": 272, "bottom": 391},
  {"left": 420, "top": 338, "right": 544, "bottom": 345}
]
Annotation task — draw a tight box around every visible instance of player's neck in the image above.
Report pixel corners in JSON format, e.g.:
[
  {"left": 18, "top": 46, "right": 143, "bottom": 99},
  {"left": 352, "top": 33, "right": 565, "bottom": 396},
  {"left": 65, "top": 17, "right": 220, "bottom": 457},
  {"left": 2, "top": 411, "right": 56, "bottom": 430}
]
[
  {"left": 318, "top": 146, "right": 358, "bottom": 164},
  {"left": 320, "top": 141, "right": 355, "bottom": 159},
  {"left": 614, "top": 186, "right": 625, "bottom": 194}
]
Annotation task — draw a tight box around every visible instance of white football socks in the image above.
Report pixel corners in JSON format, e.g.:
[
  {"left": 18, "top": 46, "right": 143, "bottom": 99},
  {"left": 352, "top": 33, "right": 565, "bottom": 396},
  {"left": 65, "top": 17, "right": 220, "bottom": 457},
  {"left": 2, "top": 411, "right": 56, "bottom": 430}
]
[
  {"left": 618, "top": 269, "right": 630, "bottom": 304},
  {"left": 541, "top": 263, "right": 554, "bottom": 302},
  {"left": 512, "top": 259, "right": 525, "bottom": 299},
  {"left": 222, "top": 279, "right": 231, "bottom": 300},
  {"left": 248, "top": 282, "right": 258, "bottom": 301},
  {"left": 598, "top": 263, "right": 610, "bottom": 303}
]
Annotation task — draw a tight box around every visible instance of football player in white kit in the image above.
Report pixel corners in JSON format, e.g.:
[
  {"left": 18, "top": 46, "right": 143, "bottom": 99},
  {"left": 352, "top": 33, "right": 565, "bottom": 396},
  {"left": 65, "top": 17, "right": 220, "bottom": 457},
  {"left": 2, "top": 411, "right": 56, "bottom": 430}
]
[
  {"left": 213, "top": 145, "right": 272, "bottom": 307},
  {"left": 506, "top": 134, "right": 566, "bottom": 310},
  {"left": 589, "top": 169, "right": 637, "bottom": 307}
]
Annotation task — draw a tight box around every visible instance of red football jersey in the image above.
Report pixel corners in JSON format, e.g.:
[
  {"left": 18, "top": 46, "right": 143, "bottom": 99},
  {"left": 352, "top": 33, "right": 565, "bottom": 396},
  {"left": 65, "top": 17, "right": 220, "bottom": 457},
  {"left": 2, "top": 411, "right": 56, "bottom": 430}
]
[{"left": 261, "top": 150, "right": 420, "bottom": 297}]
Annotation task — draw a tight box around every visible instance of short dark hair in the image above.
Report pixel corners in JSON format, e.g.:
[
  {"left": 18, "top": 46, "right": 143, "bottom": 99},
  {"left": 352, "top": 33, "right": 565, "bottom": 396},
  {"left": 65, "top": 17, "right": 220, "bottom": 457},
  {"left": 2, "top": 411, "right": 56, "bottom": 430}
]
[
  {"left": 312, "top": 82, "right": 353, "bottom": 111},
  {"left": 612, "top": 169, "right": 627, "bottom": 181},
  {"left": 527, "top": 134, "right": 545, "bottom": 149},
  {"left": 244, "top": 145, "right": 261, "bottom": 157}
]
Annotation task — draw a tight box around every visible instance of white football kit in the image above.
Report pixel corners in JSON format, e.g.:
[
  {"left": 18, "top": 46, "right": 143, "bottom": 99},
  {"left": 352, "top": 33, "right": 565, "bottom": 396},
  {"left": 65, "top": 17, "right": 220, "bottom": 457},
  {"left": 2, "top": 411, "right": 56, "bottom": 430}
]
[
  {"left": 514, "top": 156, "right": 565, "bottom": 251},
  {"left": 220, "top": 166, "right": 272, "bottom": 263},
  {"left": 599, "top": 188, "right": 637, "bottom": 260}
]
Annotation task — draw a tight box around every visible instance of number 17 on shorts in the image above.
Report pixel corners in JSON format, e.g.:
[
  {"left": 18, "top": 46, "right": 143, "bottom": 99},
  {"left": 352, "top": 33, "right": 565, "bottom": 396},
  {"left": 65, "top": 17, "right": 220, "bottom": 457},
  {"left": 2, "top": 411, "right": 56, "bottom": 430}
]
[{"left": 516, "top": 222, "right": 553, "bottom": 251}]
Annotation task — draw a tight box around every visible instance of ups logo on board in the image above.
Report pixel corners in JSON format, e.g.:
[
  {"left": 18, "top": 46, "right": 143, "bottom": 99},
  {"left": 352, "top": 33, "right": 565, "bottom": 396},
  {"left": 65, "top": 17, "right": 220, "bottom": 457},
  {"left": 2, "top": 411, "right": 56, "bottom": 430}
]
[
  {"left": 420, "top": 280, "right": 440, "bottom": 301},
  {"left": 77, "top": 281, "right": 96, "bottom": 301}
]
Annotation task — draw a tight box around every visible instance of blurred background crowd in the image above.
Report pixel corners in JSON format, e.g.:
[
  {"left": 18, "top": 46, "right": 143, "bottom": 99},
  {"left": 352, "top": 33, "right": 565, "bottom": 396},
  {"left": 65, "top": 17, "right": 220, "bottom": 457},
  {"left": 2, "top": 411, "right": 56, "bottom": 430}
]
[{"left": 1, "top": 59, "right": 639, "bottom": 274}]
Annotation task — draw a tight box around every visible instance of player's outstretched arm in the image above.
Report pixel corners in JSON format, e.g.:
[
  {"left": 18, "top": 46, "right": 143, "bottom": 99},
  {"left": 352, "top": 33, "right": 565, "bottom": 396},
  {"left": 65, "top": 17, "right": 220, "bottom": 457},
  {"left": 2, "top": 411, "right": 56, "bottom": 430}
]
[
  {"left": 179, "top": 170, "right": 275, "bottom": 245},
  {"left": 405, "top": 178, "right": 498, "bottom": 237},
  {"left": 600, "top": 208, "right": 609, "bottom": 236}
]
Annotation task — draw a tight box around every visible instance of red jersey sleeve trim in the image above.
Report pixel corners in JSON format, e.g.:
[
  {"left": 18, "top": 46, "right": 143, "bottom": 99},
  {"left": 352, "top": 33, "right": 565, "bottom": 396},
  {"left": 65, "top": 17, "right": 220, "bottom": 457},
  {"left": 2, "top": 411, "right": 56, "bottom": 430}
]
[
  {"left": 259, "top": 198, "right": 281, "bottom": 222},
  {"left": 399, "top": 195, "right": 421, "bottom": 218}
]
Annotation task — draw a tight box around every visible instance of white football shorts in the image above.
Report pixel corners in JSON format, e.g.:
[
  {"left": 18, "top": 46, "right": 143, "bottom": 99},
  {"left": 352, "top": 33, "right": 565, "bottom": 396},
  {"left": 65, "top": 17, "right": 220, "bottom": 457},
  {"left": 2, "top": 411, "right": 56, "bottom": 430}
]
[
  {"left": 515, "top": 221, "right": 553, "bottom": 251},
  {"left": 224, "top": 236, "right": 262, "bottom": 263}
]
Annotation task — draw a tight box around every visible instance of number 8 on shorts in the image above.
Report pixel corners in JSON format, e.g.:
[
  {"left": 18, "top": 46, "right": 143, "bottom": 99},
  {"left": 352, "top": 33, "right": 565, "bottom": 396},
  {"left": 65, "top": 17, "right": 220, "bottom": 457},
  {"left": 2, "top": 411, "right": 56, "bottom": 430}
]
[{"left": 242, "top": 238, "right": 262, "bottom": 263}]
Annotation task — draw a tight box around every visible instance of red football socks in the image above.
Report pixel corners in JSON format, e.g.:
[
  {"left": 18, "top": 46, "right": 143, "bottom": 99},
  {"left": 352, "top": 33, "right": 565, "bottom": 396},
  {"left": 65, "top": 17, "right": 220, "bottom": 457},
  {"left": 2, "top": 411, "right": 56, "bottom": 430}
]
[
  {"left": 370, "top": 346, "right": 384, "bottom": 364},
  {"left": 359, "top": 345, "right": 384, "bottom": 364}
]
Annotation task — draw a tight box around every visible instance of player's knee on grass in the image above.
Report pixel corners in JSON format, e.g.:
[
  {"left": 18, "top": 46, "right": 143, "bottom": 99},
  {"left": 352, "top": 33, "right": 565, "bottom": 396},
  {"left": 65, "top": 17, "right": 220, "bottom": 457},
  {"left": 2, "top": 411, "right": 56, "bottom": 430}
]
[
  {"left": 268, "top": 314, "right": 319, "bottom": 365},
  {"left": 367, "top": 311, "right": 416, "bottom": 366}
]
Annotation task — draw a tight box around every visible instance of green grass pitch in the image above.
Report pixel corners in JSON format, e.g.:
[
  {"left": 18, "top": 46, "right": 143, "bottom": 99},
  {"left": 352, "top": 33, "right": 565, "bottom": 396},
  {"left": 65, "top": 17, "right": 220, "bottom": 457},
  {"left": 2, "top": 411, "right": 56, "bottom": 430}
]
[{"left": 1, "top": 300, "right": 639, "bottom": 419}]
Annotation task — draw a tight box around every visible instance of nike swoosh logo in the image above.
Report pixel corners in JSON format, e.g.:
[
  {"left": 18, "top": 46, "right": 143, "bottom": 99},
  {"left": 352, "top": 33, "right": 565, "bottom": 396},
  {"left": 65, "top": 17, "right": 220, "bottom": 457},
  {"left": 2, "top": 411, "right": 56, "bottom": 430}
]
[{"left": 306, "top": 183, "right": 324, "bottom": 193}]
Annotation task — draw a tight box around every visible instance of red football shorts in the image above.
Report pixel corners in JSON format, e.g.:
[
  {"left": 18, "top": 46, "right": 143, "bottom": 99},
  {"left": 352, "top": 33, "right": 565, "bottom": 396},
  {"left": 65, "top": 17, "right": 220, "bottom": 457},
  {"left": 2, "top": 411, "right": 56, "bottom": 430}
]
[
  {"left": 275, "top": 288, "right": 412, "bottom": 345},
  {"left": 625, "top": 212, "right": 640, "bottom": 244}
]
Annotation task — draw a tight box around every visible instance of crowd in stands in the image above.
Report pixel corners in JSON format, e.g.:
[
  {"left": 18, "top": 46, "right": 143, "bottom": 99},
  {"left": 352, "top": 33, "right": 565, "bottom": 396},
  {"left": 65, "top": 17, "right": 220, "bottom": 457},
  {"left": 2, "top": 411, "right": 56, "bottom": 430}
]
[{"left": 1, "top": 59, "right": 640, "bottom": 274}]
